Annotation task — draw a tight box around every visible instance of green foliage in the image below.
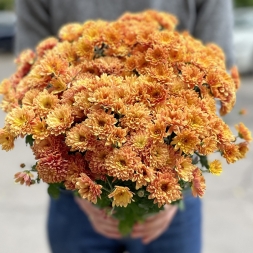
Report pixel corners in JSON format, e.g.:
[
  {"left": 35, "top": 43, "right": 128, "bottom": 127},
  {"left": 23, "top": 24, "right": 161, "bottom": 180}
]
[
  {"left": 47, "top": 183, "right": 65, "bottom": 199},
  {"left": 234, "top": 0, "right": 253, "bottom": 7},
  {"left": 25, "top": 134, "right": 35, "bottom": 147},
  {"left": 95, "top": 177, "right": 163, "bottom": 236},
  {"left": 0, "top": 0, "right": 14, "bottom": 10}
]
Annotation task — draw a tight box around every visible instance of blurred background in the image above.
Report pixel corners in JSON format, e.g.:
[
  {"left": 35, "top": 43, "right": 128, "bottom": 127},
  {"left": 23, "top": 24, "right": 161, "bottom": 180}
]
[{"left": 0, "top": 0, "right": 252, "bottom": 252}]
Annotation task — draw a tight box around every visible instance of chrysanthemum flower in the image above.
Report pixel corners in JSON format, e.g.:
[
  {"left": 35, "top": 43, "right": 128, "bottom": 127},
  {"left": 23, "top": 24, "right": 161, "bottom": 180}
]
[
  {"left": 171, "top": 129, "right": 199, "bottom": 155},
  {"left": 86, "top": 143, "right": 113, "bottom": 176},
  {"left": 209, "top": 160, "right": 222, "bottom": 175},
  {"left": 105, "top": 146, "right": 140, "bottom": 181},
  {"left": 0, "top": 128, "right": 15, "bottom": 151},
  {"left": 120, "top": 103, "right": 151, "bottom": 132},
  {"left": 237, "top": 142, "right": 249, "bottom": 159},
  {"left": 46, "top": 104, "right": 74, "bottom": 136},
  {"left": 191, "top": 168, "right": 206, "bottom": 198},
  {"left": 37, "top": 152, "right": 69, "bottom": 183},
  {"left": 147, "top": 120, "right": 167, "bottom": 143},
  {"left": 14, "top": 171, "right": 34, "bottom": 186},
  {"left": 146, "top": 143, "right": 170, "bottom": 169},
  {"left": 50, "top": 76, "right": 68, "bottom": 94},
  {"left": 105, "top": 126, "right": 127, "bottom": 147},
  {"left": 180, "top": 64, "right": 204, "bottom": 89},
  {"left": 147, "top": 172, "right": 182, "bottom": 207},
  {"left": 175, "top": 156, "right": 195, "bottom": 181},
  {"left": 145, "top": 46, "right": 168, "bottom": 65},
  {"left": 31, "top": 117, "right": 49, "bottom": 140},
  {"left": 58, "top": 23, "right": 84, "bottom": 42},
  {"left": 65, "top": 122, "right": 96, "bottom": 152},
  {"left": 221, "top": 143, "right": 240, "bottom": 164},
  {"left": 5, "top": 107, "right": 35, "bottom": 136},
  {"left": 22, "top": 89, "right": 40, "bottom": 108},
  {"left": 64, "top": 153, "right": 87, "bottom": 190},
  {"left": 34, "top": 90, "right": 59, "bottom": 117},
  {"left": 128, "top": 131, "right": 149, "bottom": 151},
  {"left": 186, "top": 108, "right": 208, "bottom": 136},
  {"left": 108, "top": 186, "right": 134, "bottom": 207},
  {"left": 230, "top": 65, "right": 240, "bottom": 90},
  {"left": 39, "top": 51, "right": 68, "bottom": 77},
  {"left": 75, "top": 173, "right": 102, "bottom": 204},
  {"left": 84, "top": 109, "right": 117, "bottom": 139},
  {"left": 36, "top": 37, "right": 58, "bottom": 57},
  {"left": 235, "top": 122, "right": 252, "bottom": 142},
  {"left": 32, "top": 135, "right": 68, "bottom": 159},
  {"left": 132, "top": 165, "right": 155, "bottom": 190},
  {"left": 197, "top": 136, "right": 218, "bottom": 155}
]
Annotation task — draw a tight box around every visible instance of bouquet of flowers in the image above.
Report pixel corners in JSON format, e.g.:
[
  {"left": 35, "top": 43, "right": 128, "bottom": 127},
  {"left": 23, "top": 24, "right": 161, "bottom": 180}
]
[{"left": 0, "top": 10, "right": 251, "bottom": 235}]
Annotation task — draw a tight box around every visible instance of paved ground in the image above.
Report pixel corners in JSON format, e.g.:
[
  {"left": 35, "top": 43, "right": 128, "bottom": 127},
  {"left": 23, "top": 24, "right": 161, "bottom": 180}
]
[{"left": 0, "top": 52, "right": 252, "bottom": 253}]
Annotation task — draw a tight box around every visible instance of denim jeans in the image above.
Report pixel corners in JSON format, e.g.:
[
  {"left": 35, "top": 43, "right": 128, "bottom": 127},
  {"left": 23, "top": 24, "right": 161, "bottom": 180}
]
[{"left": 47, "top": 190, "right": 202, "bottom": 253}]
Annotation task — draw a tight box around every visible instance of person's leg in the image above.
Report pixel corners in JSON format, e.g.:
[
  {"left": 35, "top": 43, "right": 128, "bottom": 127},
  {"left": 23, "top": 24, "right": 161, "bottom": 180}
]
[
  {"left": 125, "top": 193, "right": 202, "bottom": 253},
  {"left": 47, "top": 191, "right": 125, "bottom": 253}
]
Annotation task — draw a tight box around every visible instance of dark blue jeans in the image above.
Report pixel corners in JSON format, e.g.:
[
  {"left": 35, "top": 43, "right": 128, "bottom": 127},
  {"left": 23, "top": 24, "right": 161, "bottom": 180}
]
[{"left": 47, "top": 191, "right": 202, "bottom": 253}]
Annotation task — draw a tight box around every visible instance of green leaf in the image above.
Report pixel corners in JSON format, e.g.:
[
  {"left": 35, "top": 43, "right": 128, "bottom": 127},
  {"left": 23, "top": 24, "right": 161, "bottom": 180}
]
[
  {"left": 47, "top": 183, "right": 60, "bottom": 199},
  {"left": 198, "top": 154, "right": 209, "bottom": 169},
  {"left": 25, "top": 135, "right": 34, "bottom": 147}
]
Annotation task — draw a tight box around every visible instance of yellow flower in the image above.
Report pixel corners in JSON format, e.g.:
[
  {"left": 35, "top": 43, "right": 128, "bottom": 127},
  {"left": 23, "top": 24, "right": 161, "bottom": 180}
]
[
  {"left": 108, "top": 186, "right": 134, "bottom": 207},
  {"left": 209, "top": 160, "right": 222, "bottom": 175}
]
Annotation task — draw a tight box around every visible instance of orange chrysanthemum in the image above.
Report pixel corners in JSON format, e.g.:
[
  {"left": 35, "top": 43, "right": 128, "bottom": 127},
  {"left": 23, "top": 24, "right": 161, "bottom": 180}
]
[
  {"left": 34, "top": 90, "right": 59, "bottom": 117},
  {"left": 65, "top": 123, "right": 96, "bottom": 152},
  {"left": 191, "top": 168, "right": 206, "bottom": 198},
  {"left": 46, "top": 104, "right": 74, "bottom": 136},
  {"left": 108, "top": 186, "right": 134, "bottom": 207},
  {"left": 237, "top": 142, "right": 249, "bottom": 159},
  {"left": 175, "top": 156, "right": 195, "bottom": 181},
  {"left": 120, "top": 103, "right": 151, "bottom": 131},
  {"left": 147, "top": 172, "right": 182, "bottom": 207},
  {"left": 0, "top": 128, "right": 15, "bottom": 151},
  {"left": 0, "top": 10, "right": 251, "bottom": 218},
  {"left": 235, "top": 122, "right": 252, "bottom": 142},
  {"left": 84, "top": 109, "right": 117, "bottom": 139},
  {"left": 105, "top": 146, "right": 141, "bottom": 181},
  {"left": 64, "top": 153, "right": 87, "bottom": 190},
  {"left": 171, "top": 129, "right": 199, "bottom": 155},
  {"left": 75, "top": 173, "right": 102, "bottom": 204},
  {"left": 221, "top": 143, "right": 240, "bottom": 164},
  {"left": 5, "top": 107, "right": 35, "bottom": 136},
  {"left": 37, "top": 153, "right": 69, "bottom": 183},
  {"left": 132, "top": 165, "right": 155, "bottom": 190},
  {"left": 31, "top": 117, "right": 49, "bottom": 140}
]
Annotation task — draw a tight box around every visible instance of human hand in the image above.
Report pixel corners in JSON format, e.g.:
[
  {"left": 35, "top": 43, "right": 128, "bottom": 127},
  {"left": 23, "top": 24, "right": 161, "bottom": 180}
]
[
  {"left": 74, "top": 197, "right": 122, "bottom": 240},
  {"left": 131, "top": 204, "right": 178, "bottom": 244}
]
